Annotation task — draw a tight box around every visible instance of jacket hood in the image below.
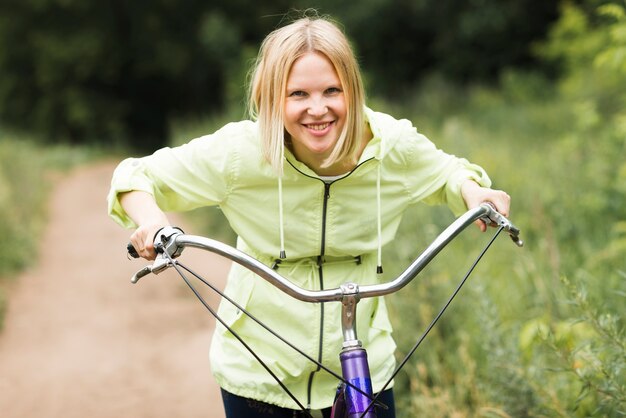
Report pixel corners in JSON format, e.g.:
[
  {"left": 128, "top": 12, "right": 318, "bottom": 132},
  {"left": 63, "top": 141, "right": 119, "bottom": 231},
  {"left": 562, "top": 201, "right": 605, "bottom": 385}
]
[{"left": 362, "top": 106, "right": 405, "bottom": 161}]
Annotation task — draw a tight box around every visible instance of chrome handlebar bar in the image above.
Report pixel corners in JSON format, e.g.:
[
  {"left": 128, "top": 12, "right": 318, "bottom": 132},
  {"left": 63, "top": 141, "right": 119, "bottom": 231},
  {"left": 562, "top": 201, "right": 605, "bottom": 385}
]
[{"left": 130, "top": 204, "right": 522, "bottom": 303}]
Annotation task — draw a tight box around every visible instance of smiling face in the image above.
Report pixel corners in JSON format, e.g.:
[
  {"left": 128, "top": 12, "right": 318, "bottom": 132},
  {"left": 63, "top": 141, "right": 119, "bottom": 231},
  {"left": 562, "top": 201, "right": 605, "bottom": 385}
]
[{"left": 283, "top": 51, "right": 347, "bottom": 174}]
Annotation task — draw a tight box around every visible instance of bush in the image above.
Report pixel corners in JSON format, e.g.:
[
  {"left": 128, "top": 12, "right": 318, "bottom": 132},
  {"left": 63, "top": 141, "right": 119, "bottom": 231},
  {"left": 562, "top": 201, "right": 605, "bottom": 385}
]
[{"left": 379, "top": 3, "right": 626, "bottom": 412}]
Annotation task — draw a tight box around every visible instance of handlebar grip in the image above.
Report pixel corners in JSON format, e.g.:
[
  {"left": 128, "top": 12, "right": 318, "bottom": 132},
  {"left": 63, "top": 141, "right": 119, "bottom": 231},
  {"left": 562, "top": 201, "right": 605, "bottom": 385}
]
[{"left": 127, "top": 243, "right": 139, "bottom": 259}]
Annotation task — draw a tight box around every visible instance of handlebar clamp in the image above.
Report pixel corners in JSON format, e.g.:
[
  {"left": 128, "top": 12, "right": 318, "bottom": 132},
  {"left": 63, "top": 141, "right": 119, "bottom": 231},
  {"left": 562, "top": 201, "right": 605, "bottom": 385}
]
[
  {"left": 128, "top": 226, "right": 185, "bottom": 283},
  {"left": 153, "top": 226, "right": 185, "bottom": 258}
]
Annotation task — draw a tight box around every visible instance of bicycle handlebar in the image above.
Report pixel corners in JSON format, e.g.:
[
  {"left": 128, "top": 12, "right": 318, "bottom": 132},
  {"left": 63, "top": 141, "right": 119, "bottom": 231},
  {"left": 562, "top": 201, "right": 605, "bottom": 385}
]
[{"left": 128, "top": 204, "right": 522, "bottom": 303}]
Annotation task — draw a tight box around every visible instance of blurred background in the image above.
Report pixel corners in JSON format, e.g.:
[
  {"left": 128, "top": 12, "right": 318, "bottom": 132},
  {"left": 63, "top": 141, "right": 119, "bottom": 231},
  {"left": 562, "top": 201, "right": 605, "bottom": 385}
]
[{"left": 0, "top": 0, "right": 624, "bottom": 416}]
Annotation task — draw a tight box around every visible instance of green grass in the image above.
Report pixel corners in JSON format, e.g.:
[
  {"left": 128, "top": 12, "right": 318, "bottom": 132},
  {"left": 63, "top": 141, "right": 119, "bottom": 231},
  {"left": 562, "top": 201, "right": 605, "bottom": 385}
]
[
  {"left": 0, "top": 135, "right": 102, "bottom": 329},
  {"left": 374, "top": 71, "right": 625, "bottom": 417}
]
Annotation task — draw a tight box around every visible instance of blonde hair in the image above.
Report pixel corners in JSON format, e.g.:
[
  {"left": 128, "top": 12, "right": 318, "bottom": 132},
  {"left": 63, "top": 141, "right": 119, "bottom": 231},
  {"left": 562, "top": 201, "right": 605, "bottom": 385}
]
[{"left": 248, "top": 14, "right": 366, "bottom": 174}]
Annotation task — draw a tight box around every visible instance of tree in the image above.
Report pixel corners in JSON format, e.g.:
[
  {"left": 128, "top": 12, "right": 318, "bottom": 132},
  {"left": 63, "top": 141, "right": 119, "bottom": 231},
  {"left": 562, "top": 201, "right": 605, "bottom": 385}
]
[
  {"left": 0, "top": 0, "right": 244, "bottom": 151},
  {"left": 0, "top": 0, "right": 562, "bottom": 149}
]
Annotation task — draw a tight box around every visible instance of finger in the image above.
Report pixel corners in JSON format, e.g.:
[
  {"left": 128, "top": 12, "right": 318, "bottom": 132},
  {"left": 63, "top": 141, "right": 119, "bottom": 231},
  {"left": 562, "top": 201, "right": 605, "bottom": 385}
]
[
  {"left": 129, "top": 237, "right": 143, "bottom": 257},
  {"left": 142, "top": 248, "right": 157, "bottom": 261},
  {"left": 136, "top": 244, "right": 156, "bottom": 261},
  {"left": 487, "top": 192, "right": 511, "bottom": 218},
  {"left": 139, "top": 234, "right": 157, "bottom": 260},
  {"left": 129, "top": 229, "right": 154, "bottom": 260},
  {"left": 474, "top": 219, "right": 487, "bottom": 232},
  {"left": 496, "top": 193, "right": 511, "bottom": 218}
]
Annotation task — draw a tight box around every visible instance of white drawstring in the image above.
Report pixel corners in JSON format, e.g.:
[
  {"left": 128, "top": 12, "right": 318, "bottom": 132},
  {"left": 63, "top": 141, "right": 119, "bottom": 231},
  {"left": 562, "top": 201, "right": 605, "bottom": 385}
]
[
  {"left": 278, "top": 142, "right": 286, "bottom": 259},
  {"left": 278, "top": 175, "right": 286, "bottom": 259},
  {"left": 376, "top": 163, "right": 383, "bottom": 274}
]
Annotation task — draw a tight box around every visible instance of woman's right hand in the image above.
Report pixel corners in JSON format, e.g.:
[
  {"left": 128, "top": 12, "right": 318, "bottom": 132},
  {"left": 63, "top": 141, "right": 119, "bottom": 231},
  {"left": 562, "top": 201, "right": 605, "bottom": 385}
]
[
  {"left": 129, "top": 223, "right": 170, "bottom": 260},
  {"left": 119, "top": 191, "right": 171, "bottom": 260}
]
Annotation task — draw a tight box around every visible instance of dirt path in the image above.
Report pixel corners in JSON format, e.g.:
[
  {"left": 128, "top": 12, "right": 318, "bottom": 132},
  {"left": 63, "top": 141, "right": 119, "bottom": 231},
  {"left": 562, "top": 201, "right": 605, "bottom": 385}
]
[{"left": 0, "top": 161, "right": 230, "bottom": 418}]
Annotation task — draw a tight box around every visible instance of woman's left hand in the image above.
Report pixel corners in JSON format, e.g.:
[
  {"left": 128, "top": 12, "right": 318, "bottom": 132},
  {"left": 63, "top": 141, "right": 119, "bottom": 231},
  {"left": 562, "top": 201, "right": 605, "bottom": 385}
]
[{"left": 461, "top": 180, "right": 511, "bottom": 232}]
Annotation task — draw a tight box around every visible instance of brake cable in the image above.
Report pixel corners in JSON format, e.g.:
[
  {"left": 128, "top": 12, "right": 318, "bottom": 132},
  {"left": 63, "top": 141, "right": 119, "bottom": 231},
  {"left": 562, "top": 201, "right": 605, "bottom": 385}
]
[
  {"left": 157, "top": 246, "right": 382, "bottom": 416},
  {"left": 357, "top": 226, "right": 504, "bottom": 418},
  {"left": 156, "top": 225, "right": 504, "bottom": 417}
]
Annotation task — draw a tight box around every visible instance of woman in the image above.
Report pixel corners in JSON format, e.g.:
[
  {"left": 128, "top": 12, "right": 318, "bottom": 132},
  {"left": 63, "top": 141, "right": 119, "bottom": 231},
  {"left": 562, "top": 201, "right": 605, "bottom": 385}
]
[{"left": 108, "top": 14, "right": 510, "bottom": 418}]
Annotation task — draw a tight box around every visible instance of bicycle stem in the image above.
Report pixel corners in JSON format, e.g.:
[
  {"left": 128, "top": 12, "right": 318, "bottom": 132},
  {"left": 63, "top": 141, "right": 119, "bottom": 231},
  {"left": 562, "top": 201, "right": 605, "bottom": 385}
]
[{"left": 340, "top": 283, "right": 361, "bottom": 348}]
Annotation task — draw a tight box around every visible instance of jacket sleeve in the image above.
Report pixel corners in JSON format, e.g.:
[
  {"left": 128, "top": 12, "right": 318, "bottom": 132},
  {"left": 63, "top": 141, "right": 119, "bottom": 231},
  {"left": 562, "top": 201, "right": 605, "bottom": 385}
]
[
  {"left": 107, "top": 123, "right": 242, "bottom": 229},
  {"left": 401, "top": 123, "right": 492, "bottom": 216}
]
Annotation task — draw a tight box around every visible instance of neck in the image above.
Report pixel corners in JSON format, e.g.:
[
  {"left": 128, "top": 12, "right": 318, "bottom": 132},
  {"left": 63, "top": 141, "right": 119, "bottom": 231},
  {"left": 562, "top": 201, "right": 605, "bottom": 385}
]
[
  {"left": 288, "top": 124, "right": 373, "bottom": 176},
  {"left": 314, "top": 160, "right": 355, "bottom": 176}
]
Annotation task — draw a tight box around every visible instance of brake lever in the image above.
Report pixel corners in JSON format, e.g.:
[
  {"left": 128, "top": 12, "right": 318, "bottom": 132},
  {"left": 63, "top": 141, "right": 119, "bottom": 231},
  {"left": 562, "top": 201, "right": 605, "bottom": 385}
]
[
  {"left": 131, "top": 252, "right": 172, "bottom": 283},
  {"left": 128, "top": 226, "right": 186, "bottom": 283},
  {"left": 479, "top": 203, "right": 524, "bottom": 247}
]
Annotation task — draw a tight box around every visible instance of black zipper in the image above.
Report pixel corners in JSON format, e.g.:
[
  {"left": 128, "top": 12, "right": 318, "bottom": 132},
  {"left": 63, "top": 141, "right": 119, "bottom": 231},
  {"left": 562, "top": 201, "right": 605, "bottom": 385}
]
[
  {"left": 284, "top": 157, "right": 376, "bottom": 408},
  {"left": 306, "top": 182, "right": 332, "bottom": 408},
  {"left": 320, "top": 182, "right": 332, "bottom": 258}
]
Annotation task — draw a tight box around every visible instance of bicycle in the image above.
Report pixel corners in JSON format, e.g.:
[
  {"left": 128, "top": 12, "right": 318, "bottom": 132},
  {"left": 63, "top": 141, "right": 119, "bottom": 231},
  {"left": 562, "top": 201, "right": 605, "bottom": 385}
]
[{"left": 127, "top": 203, "right": 523, "bottom": 418}]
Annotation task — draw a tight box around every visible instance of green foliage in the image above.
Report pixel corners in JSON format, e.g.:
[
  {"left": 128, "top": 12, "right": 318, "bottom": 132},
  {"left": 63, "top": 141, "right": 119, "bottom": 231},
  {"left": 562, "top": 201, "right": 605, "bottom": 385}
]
[
  {"left": 334, "top": 0, "right": 559, "bottom": 95},
  {"left": 519, "top": 276, "right": 625, "bottom": 416},
  {"left": 0, "top": 0, "right": 559, "bottom": 150},
  {"left": 0, "top": 0, "right": 254, "bottom": 151},
  {"left": 376, "top": 2, "right": 626, "bottom": 416}
]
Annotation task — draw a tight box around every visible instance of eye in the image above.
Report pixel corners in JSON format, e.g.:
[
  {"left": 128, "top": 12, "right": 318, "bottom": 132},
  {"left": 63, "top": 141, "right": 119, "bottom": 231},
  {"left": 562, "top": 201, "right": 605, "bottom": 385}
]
[
  {"left": 325, "top": 87, "right": 342, "bottom": 95},
  {"left": 288, "top": 90, "right": 307, "bottom": 98}
]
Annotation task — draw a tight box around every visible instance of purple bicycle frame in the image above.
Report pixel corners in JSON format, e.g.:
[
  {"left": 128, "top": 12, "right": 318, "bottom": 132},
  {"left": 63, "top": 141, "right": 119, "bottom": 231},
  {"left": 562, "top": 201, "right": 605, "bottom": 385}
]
[
  {"left": 329, "top": 283, "right": 378, "bottom": 418},
  {"left": 334, "top": 348, "right": 376, "bottom": 418}
]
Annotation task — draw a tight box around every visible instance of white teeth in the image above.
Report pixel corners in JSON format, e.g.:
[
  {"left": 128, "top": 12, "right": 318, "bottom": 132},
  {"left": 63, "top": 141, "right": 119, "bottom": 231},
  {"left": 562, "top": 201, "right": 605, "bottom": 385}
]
[{"left": 307, "top": 122, "right": 330, "bottom": 131}]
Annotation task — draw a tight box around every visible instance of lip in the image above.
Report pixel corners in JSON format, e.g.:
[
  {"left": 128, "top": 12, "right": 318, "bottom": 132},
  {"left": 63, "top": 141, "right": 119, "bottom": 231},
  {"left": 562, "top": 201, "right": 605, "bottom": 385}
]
[{"left": 302, "top": 120, "right": 335, "bottom": 136}]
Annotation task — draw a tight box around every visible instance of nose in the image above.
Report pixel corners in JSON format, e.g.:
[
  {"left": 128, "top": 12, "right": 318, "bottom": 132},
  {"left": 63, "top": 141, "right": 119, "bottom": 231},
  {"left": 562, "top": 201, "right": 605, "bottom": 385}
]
[{"left": 307, "top": 97, "right": 328, "bottom": 117}]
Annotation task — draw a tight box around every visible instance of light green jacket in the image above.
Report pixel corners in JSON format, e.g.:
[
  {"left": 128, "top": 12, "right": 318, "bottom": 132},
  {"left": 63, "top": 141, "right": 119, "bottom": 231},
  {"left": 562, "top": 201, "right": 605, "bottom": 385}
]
[{"left": 108, "top": 107, "right": 491, "bottom": 410}]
